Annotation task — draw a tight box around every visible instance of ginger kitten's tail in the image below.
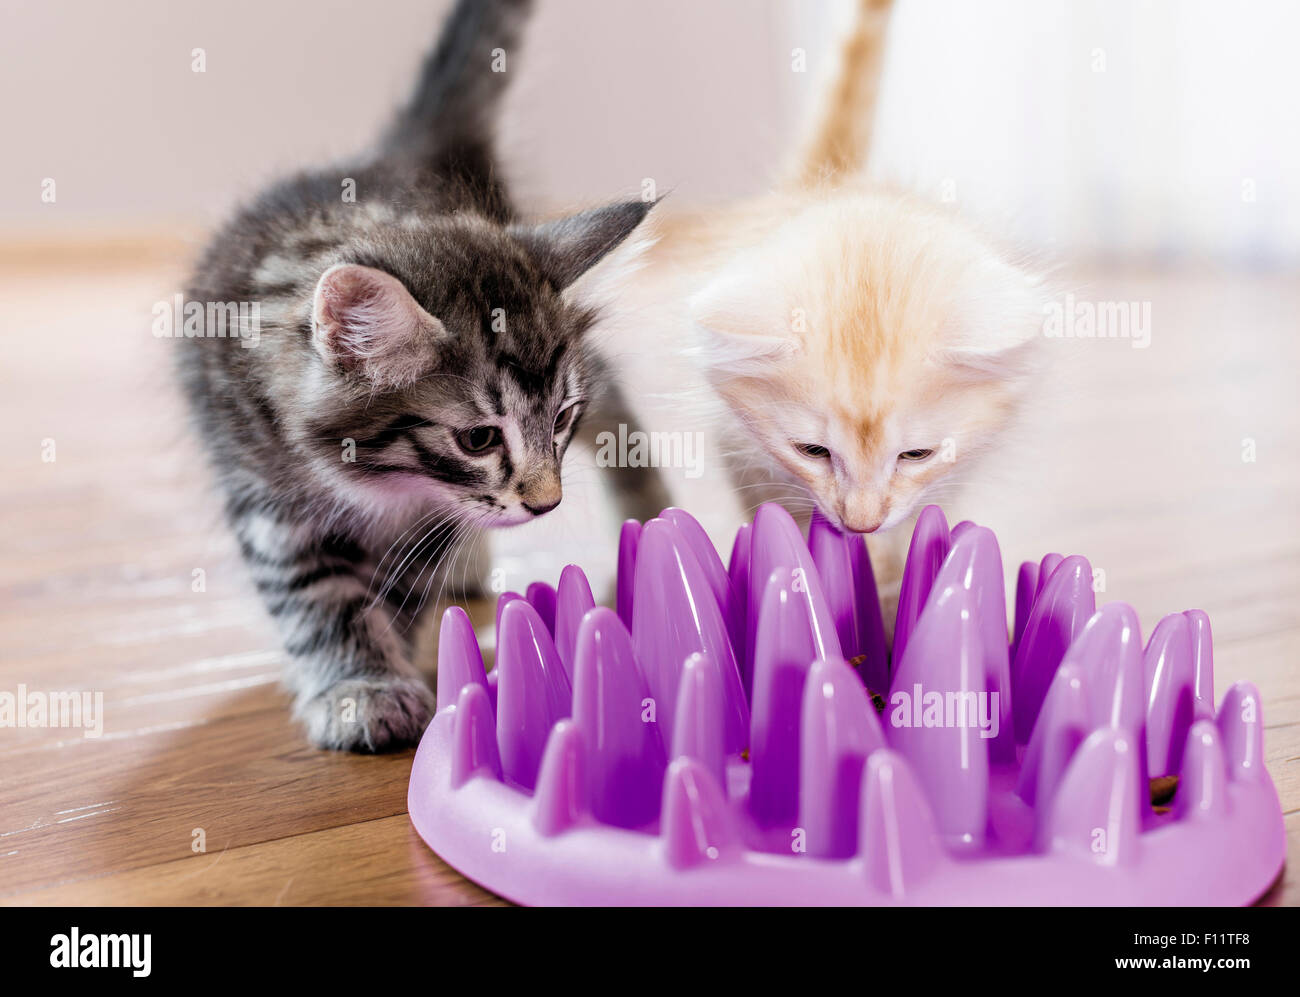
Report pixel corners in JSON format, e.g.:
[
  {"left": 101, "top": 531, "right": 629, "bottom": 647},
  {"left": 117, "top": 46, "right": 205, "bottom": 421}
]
[{"left": 791, "top": 0, "right": 896, "bottom": 189}]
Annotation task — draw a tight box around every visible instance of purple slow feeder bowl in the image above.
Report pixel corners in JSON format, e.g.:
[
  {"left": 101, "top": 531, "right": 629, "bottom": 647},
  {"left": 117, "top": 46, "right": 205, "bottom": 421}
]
[{"left": 407, "top": 503, "right": 1285, "bottom": 905}]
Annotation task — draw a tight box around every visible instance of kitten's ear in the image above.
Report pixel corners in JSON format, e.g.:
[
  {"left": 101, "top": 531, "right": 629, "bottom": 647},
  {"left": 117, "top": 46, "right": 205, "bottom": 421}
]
[
  {"left": 311, "top": 264, "right": 446, "bottom": 388},
  {"left": 938, "top": 262, "right": 1046, "bottom": 378},
  {"left": 511, "top": 199, "right": 657, "bottom": 289},
  {"left": 689, "top": 271, "right": 799, "bottom": 374}
]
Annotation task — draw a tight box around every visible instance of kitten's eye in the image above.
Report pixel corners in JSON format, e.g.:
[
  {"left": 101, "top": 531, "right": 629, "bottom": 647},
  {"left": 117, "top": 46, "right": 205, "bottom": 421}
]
[
  {"left": 456, "top": 426, "right": 502, "bottom": 454},
  {"left": 794, "top": 443, "right": 831, "bottom": 460},
  {"left": 553, "top": 403, "right": 581, "bottom": 436},
  {"left": 898, "top": 448, "right": 935, "bottom": 463}
]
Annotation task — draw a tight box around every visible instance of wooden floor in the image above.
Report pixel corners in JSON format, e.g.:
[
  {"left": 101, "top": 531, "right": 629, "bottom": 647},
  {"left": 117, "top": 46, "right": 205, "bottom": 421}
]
[{"left": 0, "top": 242, "right": 1296, "bottom": 906}]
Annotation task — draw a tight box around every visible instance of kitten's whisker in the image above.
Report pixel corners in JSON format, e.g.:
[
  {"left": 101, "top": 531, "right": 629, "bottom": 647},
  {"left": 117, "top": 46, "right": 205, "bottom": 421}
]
[
  {"left": 371, "top": 506, "right": 464, "bottom": 616},
  {"left": 416, "top": 509, "right": 490, "bottom": 627},
  {"left": 365, "top": 508, "right": 440, "bottom": 602}
]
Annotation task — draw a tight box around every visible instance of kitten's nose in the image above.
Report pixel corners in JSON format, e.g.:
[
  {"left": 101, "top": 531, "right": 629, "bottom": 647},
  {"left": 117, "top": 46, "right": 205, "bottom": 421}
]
[
  {"left": 523, "top": 497, "right": 561, "bottom": 516},
  {"left": 520, "top": 471, "right": 562, "bottom": 516},
  {"left": 840, "top": 495, "right": 886, "bottom": 533},
  {"left": 842, "top": 516, "right": 883, "bottom": 534}
]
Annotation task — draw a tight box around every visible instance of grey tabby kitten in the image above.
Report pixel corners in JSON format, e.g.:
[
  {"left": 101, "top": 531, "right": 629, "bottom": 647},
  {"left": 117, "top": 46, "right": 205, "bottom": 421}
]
[{"left": 178, "top": 0, "right": 665, "bottom": 751}]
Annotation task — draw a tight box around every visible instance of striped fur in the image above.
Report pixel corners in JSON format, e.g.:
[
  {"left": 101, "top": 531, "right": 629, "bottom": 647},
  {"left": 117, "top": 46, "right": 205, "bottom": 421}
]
[{"left": 177, "top": 0, "right": 665, "bottom": 751}]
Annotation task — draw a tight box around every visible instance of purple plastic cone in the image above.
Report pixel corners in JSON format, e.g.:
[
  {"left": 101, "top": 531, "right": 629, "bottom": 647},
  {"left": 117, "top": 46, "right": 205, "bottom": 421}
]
[
  {"left": 662, "top": 508, "right": 749, "bottom": 697},
  {"left": 887, "top": 584, "right": 991, "bottom": 851},
  {"left": 1217, "top": 681, "right": 1265, "bottom": 783},
  {"left": 1072, "top": 603, "right": 1146, "bottom": 734},
  {"left": 553, "top": 564, "right": 596, "bottom": 682},
  {"left": 1044, "top": 727, "right": 1141, "bottom": 864},
  {"left": 631, "top": 518, "right": 749, "bottom": 754},
  {"left": 437, "top": 606, "right": 488, "bottom": 711},
  {"left": 1035, "top": 553, "right": 1064, "bottom": 598},
  {"left": 1175, "top": 720, "right": 1228, "bottom": 821},
  {"left": 727, "top": 521, "right": 751, "bottom": 578},
  {"left": 749, "top": 568, "right": 837, "bottom": 827},
  {"left": 808, "top": 510, "right": 888, "bottom": 692},
  {"left": 1143, "top": 613, "right": 1196, "bottom": 777},
  {"left": 892, "top": 504, "right": 951, "bottom": 666},
  {"left": 532, "top": 720, "right": 588, "bottom": 836},
  {"left": 859, "top": 750, "right": 943, "bottom": 898},
  {"left": 1011, "top": 555, "right": 1095, "bottom": 743},
  {"left": 1184, "top": 610, "right": 1215, "bottom": 720},
  {"left": 933, "top": 525, "right": 1013, "bottom": 761},
  {"left": 1012, "top": 560, "right": 1039, "bottom": 657},
  {"left": 451, "top": 682, "right": 502, "bottom": 788},
  {"left": 1064, "top": 602, "right": 1149, "bottom": 815},
  {"left": 798, "top": 657, "right": 886, "bottom": 858},
  {"left": 661, "top": 758, "right": 736, "bottom": 869},
  {"left": 495, "top": 599, "right": 572, "bottom": 791},
  {"left": 808, "top": 509, "right": 860, "bottom": 658},
  {"left": 495, "top": 590, "right": 523, "bottom": 641},
  {"left": 572, "top": 607, "right": 666, "bottom": 828},
  {"left": 747, "top": 503, "right": 842, "bottom": 693},
  {"left": 671, "top": 653, "right": 727, "bottom": 790},
  {"left": 526, "top": 581, "right": 557, "bottom": 635},
  {"left": 1017, "top": 662, "right": 1089, "bottom": 809},
  {"left": 616, "top": 519, "right": 642, "bottom": 629},
  {"left": 660, "top": 508, "right": 733, "bottom": 621},
  {"left": 726, "top": 523, "right": 752, "bottom": 691}
]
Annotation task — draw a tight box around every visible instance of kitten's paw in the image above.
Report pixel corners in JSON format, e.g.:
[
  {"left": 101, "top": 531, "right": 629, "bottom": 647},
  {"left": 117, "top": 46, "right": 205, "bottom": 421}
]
[{"left": 297, "top": 676, "right": 435, "bottom": 753}]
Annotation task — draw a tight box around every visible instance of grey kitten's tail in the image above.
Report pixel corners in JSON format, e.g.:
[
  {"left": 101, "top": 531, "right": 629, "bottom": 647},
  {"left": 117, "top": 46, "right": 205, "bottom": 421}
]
[
  {"left": 790, "top": 0, "right": 895, "bottom": 189},
  {"left": 381, "top": 0, "right": 534, "bottom": 197}
]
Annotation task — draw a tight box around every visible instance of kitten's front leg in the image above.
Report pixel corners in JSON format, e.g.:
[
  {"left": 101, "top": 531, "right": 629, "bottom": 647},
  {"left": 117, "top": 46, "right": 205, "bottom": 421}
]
[{"left": 236, "top": 513, "right": 434, "bottom": 752}]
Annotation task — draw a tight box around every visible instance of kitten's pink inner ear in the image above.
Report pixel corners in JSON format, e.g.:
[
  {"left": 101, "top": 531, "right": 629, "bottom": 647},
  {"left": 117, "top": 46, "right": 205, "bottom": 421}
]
[{"left": 312, "top": 264, "right": 446, "bottom": 387}]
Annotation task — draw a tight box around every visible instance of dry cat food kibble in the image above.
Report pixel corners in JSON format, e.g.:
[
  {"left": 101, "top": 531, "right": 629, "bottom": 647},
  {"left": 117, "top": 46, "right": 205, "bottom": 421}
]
[
  {"left": 847, "top": 655, "right": 889, "bottom": 712},
  {"left": 1150, "top": 775, "right": 1180, "bottom": 808}
]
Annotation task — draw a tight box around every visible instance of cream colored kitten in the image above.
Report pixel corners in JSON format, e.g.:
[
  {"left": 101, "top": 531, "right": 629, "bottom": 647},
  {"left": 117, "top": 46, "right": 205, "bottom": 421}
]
[{"left": 583, "top": 0, "right": 1046, "bottom": 610}]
